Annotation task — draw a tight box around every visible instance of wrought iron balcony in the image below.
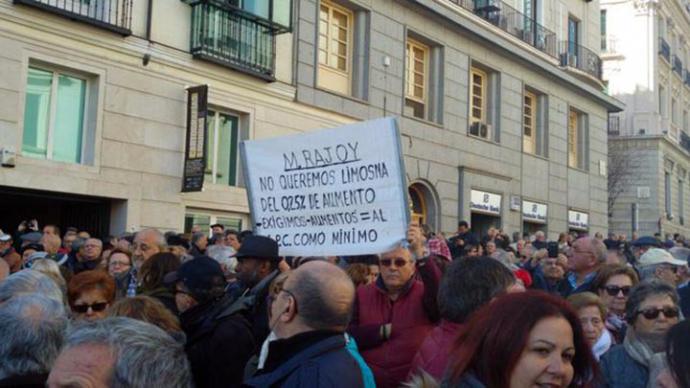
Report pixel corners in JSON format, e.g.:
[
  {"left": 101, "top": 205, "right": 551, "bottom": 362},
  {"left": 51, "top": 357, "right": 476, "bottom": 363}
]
[
  {"left": 447, "top": 0, "right": 557, "bottom": 58},
  {"left": 559, "top": 42, "right": 602, "bottom": 80},
  {"left": 13, "top": 0, "right": 132, "bottom": 35},
  {"left": 183, "top": 0, "right": 292, "bottom": 33},
  {"left": 659, "top": 37, "right": 671, "bottom": 62},
  {"left": 673, "top": 55, "right": 684, "bottom": 77},
  {"left": 189, "top": 1, "right": 276, "bottom": 80}
]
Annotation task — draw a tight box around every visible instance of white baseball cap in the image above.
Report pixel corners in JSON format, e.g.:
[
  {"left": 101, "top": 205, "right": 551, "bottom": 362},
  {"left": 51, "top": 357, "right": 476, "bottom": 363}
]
[{"left": 639, "top": 248, "right": 687, "bottom": 267}]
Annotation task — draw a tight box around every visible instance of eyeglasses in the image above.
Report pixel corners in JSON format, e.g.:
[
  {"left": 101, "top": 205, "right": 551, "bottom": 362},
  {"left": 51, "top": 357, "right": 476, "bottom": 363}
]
[
  {"left": 72, "top": 302, "right": 108, "bottom": 314},
  {"left": 602, "top": 285, "right": 632, "bottom": 297},
  {"left": 636, "top": 306, "right": 680, "bottom": 320},
  {"left": 379, "top": 258, "right": 409, "bottom": 267}
]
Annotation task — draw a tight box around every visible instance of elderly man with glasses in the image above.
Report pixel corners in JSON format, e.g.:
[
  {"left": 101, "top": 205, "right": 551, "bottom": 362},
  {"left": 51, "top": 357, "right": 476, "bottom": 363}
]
[
  {"left": 638, "top": 248, "right": 687, "bottom": 287},
  {"left": 348, "top": 232, "right": 442, "bottom": 388}
]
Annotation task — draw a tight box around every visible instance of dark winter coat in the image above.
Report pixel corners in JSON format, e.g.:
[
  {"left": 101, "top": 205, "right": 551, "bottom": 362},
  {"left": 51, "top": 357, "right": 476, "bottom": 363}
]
[
  {"left": 181, "top": 294, "right": 256, "bottom": 388},
  {"left": 244, "top": 331, "right": 363, "bottom": 388}
]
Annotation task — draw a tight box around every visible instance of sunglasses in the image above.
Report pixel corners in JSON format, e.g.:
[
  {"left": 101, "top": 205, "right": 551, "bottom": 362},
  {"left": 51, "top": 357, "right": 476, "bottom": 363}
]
[
  {"left": 636, "top": 307, "right": 680, "bottom": 320},
  {"left": 602, "top": 285, "right": 632, "bottom": 297},
  {"left": 379, "top": 258, "right": 409, "bottom": 268},
  {"left": 72, "top": 302, "right": 108, "bottom": 314}
]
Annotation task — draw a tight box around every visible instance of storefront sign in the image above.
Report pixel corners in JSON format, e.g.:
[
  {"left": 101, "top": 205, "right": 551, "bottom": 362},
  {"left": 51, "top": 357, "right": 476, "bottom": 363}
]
[
  {"left": 522, "top": 200, "right": 547, "bottom": 224},
  {"left": 181, "top": 85, "right": 208, "bottom": 192},
  {"left": 568, "top": 210, "right": 589, "bottom": 231},
  {"left": 470, "top": 190, "right": 502, "bottom": 216},
  {"left": 241, "top": 117, "right": 409, "bottom": 256}
]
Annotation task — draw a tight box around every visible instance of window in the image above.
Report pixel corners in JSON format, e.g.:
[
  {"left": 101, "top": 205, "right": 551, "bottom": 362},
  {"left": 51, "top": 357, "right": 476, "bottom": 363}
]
[
  {"left": 469, "top": 67, "right": 489, "bottom": 138},
  {"left": 679, "top": 180, "right": 684, "bottom": 225},
  {"left": 568, "top": 16, "right": 579, "bottom": 56},
  {"left": 317, "top": 0, "right": 353, "bottom": 95},
  {"left": 22, "top": 66, "right": 90, "bottom": 164},
  {"left": 600, "top": 10, "right": 607, "bottom": 51},
  {"left": 568, "top": 108, "right": 588, "bottom": 170},
  {"left": 659, "top": 85, "right": 666, "bottom": 117},
  {"left": 205, "top": 111, "right": 240, "bottom": 186},
  {"left": 568, "top": 109, "right": 578, "bottom": 168},
  {"left": 184, "top": 211, "right": 243, "bottom": 235},
  {"left": 405, "top": 38, "right": 429, "bottom": 120},
  {"left": 523, "top": 90, "right": 537, "bottom": 154},
  {"left": 665, "top": 172, "right": 672, "bottom": 218}
]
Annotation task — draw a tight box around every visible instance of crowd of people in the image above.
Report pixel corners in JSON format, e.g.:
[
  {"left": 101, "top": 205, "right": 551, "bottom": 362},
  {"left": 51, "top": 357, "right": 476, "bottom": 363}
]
[{"left": 0, "top": 218, "right": 689, "bottom": 388}]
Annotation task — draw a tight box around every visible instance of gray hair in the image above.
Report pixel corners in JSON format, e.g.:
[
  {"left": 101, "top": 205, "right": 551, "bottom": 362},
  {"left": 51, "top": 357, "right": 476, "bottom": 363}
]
[
  {"left": 590, "top": 237, "right": 607, "bottom": 263},
  {"left": 625, "top": 279, "right": 679, "bottom": 324},
  {"left": 0, "top": 294, "right": 68, "bottom": 379},
  {"left": 63, "top": 317, "right": 192, "bottom": 388},
  {"left": 638, "top": 263, "right": 663, "bottom": 281},
  {"left": 0, "top": 270, "right": 64, "bottom": 305},
  {"left": 136, "top": 228, "right": 167, "bottom": 250}
]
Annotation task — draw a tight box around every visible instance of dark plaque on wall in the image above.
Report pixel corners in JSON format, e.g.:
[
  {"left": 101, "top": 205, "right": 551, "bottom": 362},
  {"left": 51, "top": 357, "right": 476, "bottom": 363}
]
[{"left": 182, "top": 85, "right": 208, "bottom": 192}]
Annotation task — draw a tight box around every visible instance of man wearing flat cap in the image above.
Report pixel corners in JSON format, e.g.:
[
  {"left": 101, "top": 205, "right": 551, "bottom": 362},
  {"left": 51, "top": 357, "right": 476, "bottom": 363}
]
[
  {"left": 165, "top": 256, "right": 255, "bottom": 388},
  {"left": 227, "top": 235, "right": 282, "bottom": 347}
]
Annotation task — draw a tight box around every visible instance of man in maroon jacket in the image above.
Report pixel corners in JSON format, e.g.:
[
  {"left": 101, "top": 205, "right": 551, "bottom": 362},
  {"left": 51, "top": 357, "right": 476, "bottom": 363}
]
[{"left": 348, "top": 238, "right": 441, "bottom": 388}]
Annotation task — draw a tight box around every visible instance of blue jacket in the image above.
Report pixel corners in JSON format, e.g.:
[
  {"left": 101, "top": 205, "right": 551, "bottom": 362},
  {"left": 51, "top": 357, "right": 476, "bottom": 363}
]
[
  {"left": 244, "top": 334, "right": 364, "bottom": 388},
  {"left": 599, "top": 345, "right": 648, "bottom": 388}
]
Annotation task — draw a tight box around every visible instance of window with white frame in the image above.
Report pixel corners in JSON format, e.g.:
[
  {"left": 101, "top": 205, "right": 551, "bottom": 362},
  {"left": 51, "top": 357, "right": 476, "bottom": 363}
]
[
  {"left": 469, "top": 67, "right": 488, "bottom": 138},
  {"left": 317, "top": 0, "right": 353, "bottom": 95},
  {"left": 204, "top": 110, "right": 241, "bottom": 186},
  {"left": 523, "top": 89, "right": 537, "bottom": 154},
  {"left": 405, "top": 38, "right": 429, "bottom": 120},
  {"left": 469, "top": 64, "right": 499, "bottom": 141},
  {"left": 22, "top": 66, "right": 93, "bottom": 164}
]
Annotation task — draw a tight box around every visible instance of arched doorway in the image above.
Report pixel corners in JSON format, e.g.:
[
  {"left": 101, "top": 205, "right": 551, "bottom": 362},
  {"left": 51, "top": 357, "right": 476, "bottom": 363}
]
[
  {"left": 408, "top": 182, "right": 439, "bottom": 232},
  {"left": 409, "top": 185, "right": 426, "bottom": 226}
]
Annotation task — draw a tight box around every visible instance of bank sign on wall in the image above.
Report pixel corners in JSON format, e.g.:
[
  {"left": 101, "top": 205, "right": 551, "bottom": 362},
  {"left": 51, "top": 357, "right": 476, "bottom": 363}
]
[
  {"left": 470, "top": 190, "right": 502, "bottom": 216},
  {"left": 241, "top": 117, "right": 409, "bottom": 256},
  {"left": 522, "top": 200, "right": 548, "bottom": 224},
  {"left": 568, "top": 210, "right": 589, "bottom": 231}
]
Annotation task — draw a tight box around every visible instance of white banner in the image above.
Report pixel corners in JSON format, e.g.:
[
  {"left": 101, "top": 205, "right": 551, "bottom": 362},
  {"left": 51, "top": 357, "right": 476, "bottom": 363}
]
[
  {"left": 523, "top": 200, "right": 548, "bottom": 224},
  {"left": 568, "top": 210, "right": 589, "bottom": 231},
  {"left": 241, "top": 117, "right": 409, "bottom": 256},
  {"left": 470, "top": 190, "right": 502, "bottom": 215}
]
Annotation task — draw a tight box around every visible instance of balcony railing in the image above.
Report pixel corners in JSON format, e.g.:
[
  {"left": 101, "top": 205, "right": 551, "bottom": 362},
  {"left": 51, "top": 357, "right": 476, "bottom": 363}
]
[
  {"left": 659, "top": 37, "right": 671, "bottom": 62},
  {"left": 673, "top": 55, "right": 684, "bottom": 77},
  {"left": 447, "top": 0, "right": 558, "bottom": 58},
  {"left": 13, "top": 0, "right": 132, "bottom": 35},
  {"left": 189, "top": 1, "right": 276, "bottom": 80},
  {"left": 559, "top": 41, "right": 603, "bottom": 80}
]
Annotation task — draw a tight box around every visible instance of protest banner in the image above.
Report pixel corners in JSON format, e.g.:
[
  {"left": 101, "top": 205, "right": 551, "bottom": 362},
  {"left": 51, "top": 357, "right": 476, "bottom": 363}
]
[{"left": 240, "top": 117, "right": 409, "bottom": 256}]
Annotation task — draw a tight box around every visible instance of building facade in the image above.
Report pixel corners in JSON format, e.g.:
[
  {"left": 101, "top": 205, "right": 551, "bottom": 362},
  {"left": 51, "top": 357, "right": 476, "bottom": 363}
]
[
  {"left": 604, "top": 0, "right": 690, "bottom": 237},
  {"left": 0, "top": 0, "right": 620, "bottom": 239}
]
